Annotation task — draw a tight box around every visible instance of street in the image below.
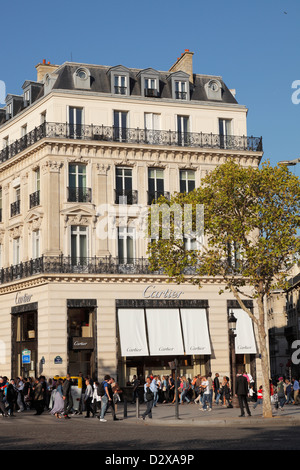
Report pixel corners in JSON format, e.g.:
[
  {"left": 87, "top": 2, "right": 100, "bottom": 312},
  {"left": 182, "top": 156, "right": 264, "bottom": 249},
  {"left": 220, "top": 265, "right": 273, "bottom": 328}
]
[{"left": 0, "top": 409, "right": 299, "bottom": 452}]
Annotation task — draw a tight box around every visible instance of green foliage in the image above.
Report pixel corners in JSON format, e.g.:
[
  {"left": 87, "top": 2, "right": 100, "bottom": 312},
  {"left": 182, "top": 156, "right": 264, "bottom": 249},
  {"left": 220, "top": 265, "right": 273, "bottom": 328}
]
[{"left": 147, "top": 160, "right": 300, "bottom": 297}]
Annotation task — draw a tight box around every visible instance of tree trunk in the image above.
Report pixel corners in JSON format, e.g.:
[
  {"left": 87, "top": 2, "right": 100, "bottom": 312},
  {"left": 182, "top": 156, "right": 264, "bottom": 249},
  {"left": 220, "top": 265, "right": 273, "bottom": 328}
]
[{"left": 257, "top": 295, "right": 273, "bottom": 418}]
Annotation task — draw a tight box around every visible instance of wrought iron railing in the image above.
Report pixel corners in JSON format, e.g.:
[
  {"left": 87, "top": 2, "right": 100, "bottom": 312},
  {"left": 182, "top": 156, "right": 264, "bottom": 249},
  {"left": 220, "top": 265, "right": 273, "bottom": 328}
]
[
  {"left": 115, "top": 189, "right": 138, "bottom": 205},
  {"left": 10, "top": 200, "right": 21, "bottom": 217},
  {"left": 67, "top": 186, "right": 92, "bottom": 203},
  {"left": 0, "top": 122, "right": 263, "bottom": 164},
  {"left": 29, "top": 190, "right": 40, "bottom": 208},
  {"left": 147, "top": 191, "right": 170, "bottom": 205}
]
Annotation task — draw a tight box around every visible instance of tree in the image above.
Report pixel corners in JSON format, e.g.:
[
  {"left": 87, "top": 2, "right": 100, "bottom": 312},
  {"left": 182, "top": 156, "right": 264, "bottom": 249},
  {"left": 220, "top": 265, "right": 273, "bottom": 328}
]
[{"left": 148, "top": 160, "right": 300, "bottom": 418}]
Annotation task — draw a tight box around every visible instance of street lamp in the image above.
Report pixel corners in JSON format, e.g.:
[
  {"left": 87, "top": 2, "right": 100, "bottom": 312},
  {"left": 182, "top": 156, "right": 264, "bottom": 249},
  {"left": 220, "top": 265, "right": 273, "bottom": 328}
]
[
  {"left": 278, "top": 157, "right": 300, "bottom": 166},
  {"left": 228, "top": 310, "right": 239, "bottom": 408}
]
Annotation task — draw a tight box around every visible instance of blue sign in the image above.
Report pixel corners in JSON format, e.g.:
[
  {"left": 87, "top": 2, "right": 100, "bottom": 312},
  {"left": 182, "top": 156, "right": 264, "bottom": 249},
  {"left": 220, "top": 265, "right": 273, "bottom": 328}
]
[
  {"left": 54, "top": 356, "right": 63, "bottom": 364},
  {"left": 22, "top": 349, "right": 31, "bottom": 364}
]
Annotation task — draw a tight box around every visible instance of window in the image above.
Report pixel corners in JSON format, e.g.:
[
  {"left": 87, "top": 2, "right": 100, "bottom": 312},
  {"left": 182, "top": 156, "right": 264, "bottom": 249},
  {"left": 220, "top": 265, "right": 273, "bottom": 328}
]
[
  {"left": 68, "top": 107, "right": 83, "bottom": 138},
  {"left": 30, "top": 168, "right": 40, "bottom": 208},
  {"left": 227, "top": 242, "right": 241, "bottom": 269},
  {"left": 118, "top": 227, "right": 135, "bottom": 264},
  {"left": 32, "top": 230, "right": 40, "bottom": 259},
  {"left": 40, "top": 111, "right": 47, "bottom": 124},
  {"left": 73, "top": 67, "right": 91, "bottom": 90},
  {"left": 144, "top": 78, "right": 158, "bottom": 97},
  {"left": 11, "top": 186, "right": 21, "bottom": 217},
  {"left": 180, "top": 170, "right": 195, "bottom": 193},
  {"left": 13, "top": 237, "right": 21, "bottom": 265},
  {"left": 219, "top": 119, "right": 232, "bottom": 149},
  {"left": 3, "top": 136, "right": 9, "bottom": 148},
  {"left": 114, "top": 75, "right": 127, "bottom": 95},
  {"left": 21, "top": 124, "right": 27, "bottom": 137},
  {"left": 113, "top": 111, "right": 128, "bottom": 142},
  {"left": 71, "top": 225, "right": 88, "bottom": 264},
  {"left": 175, "top": 81, "right": 187, "bottom": 100},
  {"left": 148, "top": 168, "right": 165, "bottom": 204},
  {"left": 0, "top": 187, "right": 2, "bottom": 222},
  {"left": 24, "top": 90, "right": 30, "bottom": 104},
  {"left": 177, "top": 115, "right": 189, "bottom": 146},
  {"left": 68, "top": 164, "right": 90, "bottom": 202},
  {"left": 115, "top": 167, "right": 136, "bottom": 204},
  {"left": 144, "top": 113, "right": 160, "bottom": 144},
  {"left": 35, "top": 167, "right": 40, "bottom": 192},
  {"left": 184, "top": 237, "right": 197, "bottom": 251}
]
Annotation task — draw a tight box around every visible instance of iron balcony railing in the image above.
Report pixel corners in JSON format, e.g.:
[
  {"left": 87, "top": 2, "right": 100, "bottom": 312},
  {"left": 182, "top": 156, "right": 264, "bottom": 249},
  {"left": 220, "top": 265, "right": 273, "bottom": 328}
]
[
  {"left": 29, "top": 190, "right": 40, "bottom": 208},
  {"left": 115, "top": 189, "right": 138, "bottom": 205},
  {"left": 67, "top": 186, "right": 92, "bottom": 203},
  {"left": 0, "top": 122, "right": 263, "bottom": 164},
  {"left": 10, "top": 200, "right": 21, "bottom": 217},
  {"left": 147, "top": 191, "right": 170, "bottom": 205}
]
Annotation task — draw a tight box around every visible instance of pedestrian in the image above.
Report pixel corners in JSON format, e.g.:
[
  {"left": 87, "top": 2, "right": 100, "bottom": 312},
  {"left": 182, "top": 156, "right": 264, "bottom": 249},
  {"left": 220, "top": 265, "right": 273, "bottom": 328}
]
[
  {"left": 92, "top": 381, "right": 101, "bottom": 417},
  {"left": 32, "top": 377, "right": 45, "bottom": 415},
  {"left": 152, "top": 376, "right": 159, "bottom": 407},
  {"left": 16, "top": 377, "right": 25, "bottom": 412},
  {"left": 285, "top": 379, "right": 293, "bottom": 404},
  {"left": 99, "top": 375, "right": 119, "bottom": 422},
  {"left": 131, "top": 375, "right": 140, "bottom": 404},
  {"left": 249, "top": 384, "right": 257, "bottom": 403},
  {"left": 0, "top": 377, "right": 8, "bottom": 417},
  {"left": 62, "top": 373, "right": 73, "bottom": 419},
  {"left": 50, "top": 378, "right": 64, "bottom": 419},
  {"left": 7, "top": 379, "right": 17, "bottom": 416},
  {"left": 235, "top": 368, "right": 251, "bottom": 417},
  {"left": 200, "top": 376, "right": 211, "bottom": 411},
  {"left": 84, "top": 378, "right": 94, "bottom": 418},
  {"left": 292, "top": 378, "right": 300, "bottom": 405},
  {"left": 277, "top": 377, "right": 286, "bottom": 410},
  {"left": 253, "top": 385, "right": 263, "bottom": 409},
  {"left": 161, "top": 376, "right": 168, "bottom": 403},
  {"left": 141, "top": 377, "right": 154, "bottom": 420},
  {"left": 207, "top": 372, "right": 213, "bottom": 409},
  {"left": 179, "top": 376, "right": 191, "bottom": 404},
  {"left": 168, "top": 375, "right": 175, "bottom": 403},
  {"left": 213, "top": 373, "right": 221, "bottom": 405}
]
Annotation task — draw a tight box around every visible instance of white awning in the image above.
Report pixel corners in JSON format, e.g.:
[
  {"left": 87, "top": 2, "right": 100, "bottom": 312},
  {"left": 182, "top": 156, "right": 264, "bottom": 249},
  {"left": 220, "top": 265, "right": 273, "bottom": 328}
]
[
  {"left": 145, "top": 308, "right": 184, "bottom": 356},
  {"left": 117, "top": 309, "right": 149, "bottom": 356},
  {"left": 180, "top": 308, "right": 211, "bottom": 355},
  {"left": 232, "top": 308, "right": 257, "bottom": 354}
]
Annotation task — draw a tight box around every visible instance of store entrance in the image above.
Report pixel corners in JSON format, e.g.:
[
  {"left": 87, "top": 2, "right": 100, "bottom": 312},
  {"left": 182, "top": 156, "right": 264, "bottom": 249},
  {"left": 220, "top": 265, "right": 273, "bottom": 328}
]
[
  {"left": 67, "top": 307, "right": 97, "bottom": 379},
  {"left": 11, "top": 310, "right": 38, "bottom": 379}
]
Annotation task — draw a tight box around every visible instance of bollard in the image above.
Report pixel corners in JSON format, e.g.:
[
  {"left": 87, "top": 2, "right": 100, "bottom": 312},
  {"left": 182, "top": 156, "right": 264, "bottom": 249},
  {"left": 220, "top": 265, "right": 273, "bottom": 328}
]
[
  {"left": 123, "top": 397, "right": 127, "bottom": 418},
  {"left": 136, "top": 396, "right": 139, "bottom": 418}
]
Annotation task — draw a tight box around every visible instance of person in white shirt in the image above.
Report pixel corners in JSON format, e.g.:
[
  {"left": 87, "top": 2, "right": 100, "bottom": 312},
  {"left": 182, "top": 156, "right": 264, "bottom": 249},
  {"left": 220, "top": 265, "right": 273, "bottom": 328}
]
[{"left": 200, "top": 376, "right": 211, "bottom": 412}]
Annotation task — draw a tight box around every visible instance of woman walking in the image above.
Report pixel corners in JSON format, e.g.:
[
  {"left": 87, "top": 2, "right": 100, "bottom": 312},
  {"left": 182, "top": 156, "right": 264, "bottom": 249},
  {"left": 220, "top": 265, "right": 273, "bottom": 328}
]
[{"left": 50, "top": 379, "right": 64, "bottom": 419}]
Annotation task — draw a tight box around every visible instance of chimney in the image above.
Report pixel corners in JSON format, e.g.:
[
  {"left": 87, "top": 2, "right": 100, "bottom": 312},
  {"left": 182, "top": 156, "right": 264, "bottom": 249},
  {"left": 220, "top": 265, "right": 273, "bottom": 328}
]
[
  {"left": 35, "top": 60, "right": 59, "bottom": 81},
  {"left": 169, "top": 49, "right": 194, "bottom": 83}
]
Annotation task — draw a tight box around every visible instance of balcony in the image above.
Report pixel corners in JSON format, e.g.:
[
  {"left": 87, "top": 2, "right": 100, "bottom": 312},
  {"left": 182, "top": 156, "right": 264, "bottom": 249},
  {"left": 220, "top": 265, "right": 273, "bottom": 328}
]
[
  {"left": 10, "top": 200, "right": 21, "bottom": 217},
  {"left": 147, "top": 191, "right": 170, "bottom": 205},
  {"left": 175, "top": 91, "right": 187, "bottom": 100},
  {"left": 29, "top": 190, "right": 40, "bottom": 208},
  {"left": 67, "top": 187, "right": 92, "bottom": 203},
  {"left": 0, "top": 122, "right": 263, "bottom": 165},
  {"left": 114, "top": 86, "right": 127, "bottom": 95},
  {"left": 115, "top": 189, "right": 138, "bottom": 205}
]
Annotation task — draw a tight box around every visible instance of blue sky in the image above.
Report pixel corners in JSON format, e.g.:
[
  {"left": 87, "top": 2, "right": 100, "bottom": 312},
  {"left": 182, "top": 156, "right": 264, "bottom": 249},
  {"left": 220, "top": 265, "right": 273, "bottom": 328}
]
[{"left": 1, "top": 0, "right": 300, "bottom": 176}]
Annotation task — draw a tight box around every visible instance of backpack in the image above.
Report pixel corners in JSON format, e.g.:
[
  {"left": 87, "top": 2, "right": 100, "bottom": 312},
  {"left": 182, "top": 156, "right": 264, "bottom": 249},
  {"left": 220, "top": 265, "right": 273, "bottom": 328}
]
[
  {"left": 97, "top": 381, "right": 106, "bottom": 397},
  {"left": 146, "top": 387, "right": 154, "bottom": 402}
]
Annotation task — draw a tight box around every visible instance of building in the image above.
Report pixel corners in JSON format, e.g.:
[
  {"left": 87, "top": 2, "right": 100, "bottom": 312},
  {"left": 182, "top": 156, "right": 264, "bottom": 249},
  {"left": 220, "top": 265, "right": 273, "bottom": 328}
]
[{"left": 0, "top": 51, "right": 264, "bottom": 386}]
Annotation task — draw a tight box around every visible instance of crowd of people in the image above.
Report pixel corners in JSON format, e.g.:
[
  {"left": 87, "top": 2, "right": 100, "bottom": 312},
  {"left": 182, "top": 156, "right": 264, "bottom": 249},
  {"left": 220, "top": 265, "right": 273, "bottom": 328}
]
[{"left": 0, "top": 370, "right": 299, "bottom": 420}]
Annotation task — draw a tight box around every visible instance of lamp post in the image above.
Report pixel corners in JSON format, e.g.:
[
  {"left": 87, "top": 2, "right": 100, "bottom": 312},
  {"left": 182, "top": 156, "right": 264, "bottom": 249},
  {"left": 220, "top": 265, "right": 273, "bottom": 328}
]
[
  {"left": 278, "top": 157, "right": 300, "bottom": 166},
  {"left": 228, "top": 310, "right": 239, "bottom": 408}
]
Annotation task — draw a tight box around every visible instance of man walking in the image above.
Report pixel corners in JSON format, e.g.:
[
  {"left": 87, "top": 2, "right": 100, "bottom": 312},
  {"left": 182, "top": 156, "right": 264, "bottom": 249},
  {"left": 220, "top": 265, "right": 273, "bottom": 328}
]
[
  {"left": 99, "top": 375, "right": 119, "bottom": 422},
  {"left": 213, "top": 373, "right": 220, "bottom": 405},
  {"left": 292, "top": 378, "right": 300, "bottom": 405},
  {"left": 62, "top": 373, "right": 73, "bottom": 419},
  {"left": 235, "top": 369, "right": 251, "bottom": 417},
  {"left": 141, "top": 377, "right": 154, "bottom": 420}
]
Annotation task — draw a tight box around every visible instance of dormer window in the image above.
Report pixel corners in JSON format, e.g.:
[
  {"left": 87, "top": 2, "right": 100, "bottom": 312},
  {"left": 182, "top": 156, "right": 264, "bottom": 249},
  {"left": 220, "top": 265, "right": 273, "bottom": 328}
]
[
  {"left": 73, "top": 67, "right": 91, "bottom": 90},
  {"left": 114, "top": 75, "right": 127, "bottom": 95},
  {"left": 107, "top": 65, "right": 130, "bottom": 96},
  {"left": 168, "top": 71, "right": 190, "bottom": 101},
  {"left": 138, "top": 68, "right": 160, "bottom": 98},
  {"left": 205, "top": 79, "right": 222, "bottom": 101},
  {"left": 24, "top": 90, "right": 30, "bottom": 106}
]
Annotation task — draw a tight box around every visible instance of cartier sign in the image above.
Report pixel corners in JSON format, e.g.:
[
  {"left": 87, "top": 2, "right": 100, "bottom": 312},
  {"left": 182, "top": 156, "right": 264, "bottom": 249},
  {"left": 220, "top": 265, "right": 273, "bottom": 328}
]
[
  {"left": 143, "top": 285, "right": 184, "bottom": 299},
  {"left": 71, "top": 337, "right": 94, "bottom": 350},
  {"left": 15, "top": 292, "right": 33, "bottom": 305}
]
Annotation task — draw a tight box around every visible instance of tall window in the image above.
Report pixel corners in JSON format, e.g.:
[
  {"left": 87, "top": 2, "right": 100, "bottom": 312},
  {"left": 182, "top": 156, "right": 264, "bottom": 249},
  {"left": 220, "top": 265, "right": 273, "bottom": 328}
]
[
  {"left": 113, "top": 111, "right": 128, "bottom": 142},
  {"left": 116, "top": 167, "right": 134, "bottom": 204},
  {"left": 219, "top": 119, "right": 232, "bottom": 148},
  {"left": 114, "top": 75, "right": 127, "bottom": 95},
  {"left": 69, "top": 107, "right": 83, "bottom": 138},
  {"left": 180, "top": 170, "right": 195, "bottom": 193},
  {"left": 13, "top": 237, "right": 20, "bottom": 265},
  {"left": 71, "top": 226, "right": 88, "bottom": 264},
  {"left": 148, "top": 168, "right": 164, "bottom": 204},
  {"left": 144, "top": 113, "right": 160, "bottom": 144},
  {"left": 177, "top": 115, "right": 189, "bottom": 146},
  {"left": 68, "top": 164, "right": 90, "bottom": 202},
  {"left": 32, "top": 230, "right": 40, "bottom": 259},
  {"left": 175, "top": 81, "right": 187, "bottom": 100},
  {"left": 118, "top": 227, "right": 134, "bottom": 264},
  {"left": 0, "top": 187, "right": 2, "bottom": 222}
]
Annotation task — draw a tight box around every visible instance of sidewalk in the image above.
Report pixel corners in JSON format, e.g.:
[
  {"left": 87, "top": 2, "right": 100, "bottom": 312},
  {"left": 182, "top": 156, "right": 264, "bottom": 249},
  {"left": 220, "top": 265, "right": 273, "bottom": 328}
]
[{"left": 117, "top": 401, "right": 300, "bottom": 427}]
